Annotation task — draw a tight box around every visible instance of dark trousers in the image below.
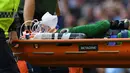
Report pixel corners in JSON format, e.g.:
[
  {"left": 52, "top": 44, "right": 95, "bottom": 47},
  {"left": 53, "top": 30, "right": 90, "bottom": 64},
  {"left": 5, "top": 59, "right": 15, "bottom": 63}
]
[
  {"left": 50, "top": 67, "right": 69, "bottom": 73},
  {"left": 32, "top": 66, "right": 51, "bottom": 73},
  {"left": 0, "top": 28, "right": 20, "bottom": 73},
  {"left": 83, "top": 68, "right": 97, "bottom": 73}
]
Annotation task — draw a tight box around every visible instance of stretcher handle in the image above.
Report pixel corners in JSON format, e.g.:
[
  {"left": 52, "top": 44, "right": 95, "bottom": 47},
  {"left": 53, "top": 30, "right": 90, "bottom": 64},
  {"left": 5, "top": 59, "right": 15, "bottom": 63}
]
[
  {"left": 13, "top": 52, "right": 23, "bottom": 55},
  {"left": 32, "top": 52, "right": 54, "bottom": 55},
  {"left": 97, "top": 51, "right": 119, "bottom": 53},
  {"left": 65, "top": 51, "right": 87, "bottom": 54},
  {"left": 12, "top": 38, "right": 130, "bottom": 43}
]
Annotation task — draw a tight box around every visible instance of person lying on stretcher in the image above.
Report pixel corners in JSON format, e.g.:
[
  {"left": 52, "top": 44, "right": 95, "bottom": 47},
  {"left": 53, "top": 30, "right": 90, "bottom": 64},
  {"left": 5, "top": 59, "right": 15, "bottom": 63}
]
[
  {"left": 57, "top": 19, "right": 130, "bottom": 38},
  {"left": 23, "top": 19, "right": 130, "bottom": 39}
]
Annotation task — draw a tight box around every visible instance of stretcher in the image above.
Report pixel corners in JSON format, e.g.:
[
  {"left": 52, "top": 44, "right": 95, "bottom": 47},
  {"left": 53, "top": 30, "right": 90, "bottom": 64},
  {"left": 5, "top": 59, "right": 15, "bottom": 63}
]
[{"left": 12, "top": 38, "right": 130, "bottom": 67}]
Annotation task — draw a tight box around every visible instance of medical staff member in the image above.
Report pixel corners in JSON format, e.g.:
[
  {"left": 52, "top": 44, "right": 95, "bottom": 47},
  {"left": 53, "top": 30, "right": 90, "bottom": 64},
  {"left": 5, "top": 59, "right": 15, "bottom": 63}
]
[{"left": 0, "top": 0, "right": 20, "bottom": 73}]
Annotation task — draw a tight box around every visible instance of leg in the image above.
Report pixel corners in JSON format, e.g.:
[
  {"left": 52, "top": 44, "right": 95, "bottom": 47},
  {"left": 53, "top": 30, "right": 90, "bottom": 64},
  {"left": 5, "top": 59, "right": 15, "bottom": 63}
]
[
  {"left": 58, "top": 20, "right": 110, "bottom": 38},
  {"left": 50, "top": 67, "right": 69, "bottom": 73},
  {"left": 0, "top": 29, "right": 19, "bottom": 73}
]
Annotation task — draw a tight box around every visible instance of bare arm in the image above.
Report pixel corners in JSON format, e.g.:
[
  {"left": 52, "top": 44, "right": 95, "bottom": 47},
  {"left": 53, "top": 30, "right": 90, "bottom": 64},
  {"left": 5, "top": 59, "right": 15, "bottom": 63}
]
[
  {"left": 24, "top": 0, "right": 35, "bottom": 22},
  {"left": 56, "top": 0, "right": 60, "bottom": 16}
]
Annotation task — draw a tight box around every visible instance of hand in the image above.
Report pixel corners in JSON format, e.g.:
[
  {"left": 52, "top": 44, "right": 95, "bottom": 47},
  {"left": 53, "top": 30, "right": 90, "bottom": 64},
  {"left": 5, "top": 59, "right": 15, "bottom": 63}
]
[
  {"left": 8, "top": 31, "right": 19, "bottom": 47},
  {"left": 24, "top": 20, "right": 33, "bottom": 26},
  {"left": 48, "top": 28, "right": 57, "bottom": 33}
]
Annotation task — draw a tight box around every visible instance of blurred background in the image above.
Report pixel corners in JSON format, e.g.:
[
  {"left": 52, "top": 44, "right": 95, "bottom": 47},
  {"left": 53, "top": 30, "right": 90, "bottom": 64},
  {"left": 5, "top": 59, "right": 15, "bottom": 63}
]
[{"left": 59, "top": 0, "right": 130, "bottom": 27}]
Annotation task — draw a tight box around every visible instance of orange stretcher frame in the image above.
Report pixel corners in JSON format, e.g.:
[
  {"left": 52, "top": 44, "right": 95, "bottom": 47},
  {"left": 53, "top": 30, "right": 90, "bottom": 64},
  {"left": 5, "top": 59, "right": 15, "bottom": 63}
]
[{"left": 12, "top": 38, "right": 130, "bottom": 68}]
